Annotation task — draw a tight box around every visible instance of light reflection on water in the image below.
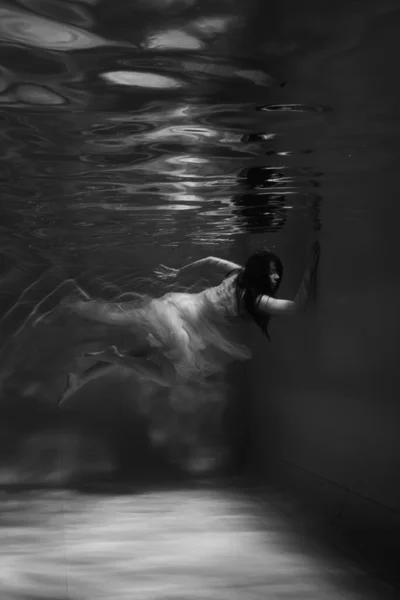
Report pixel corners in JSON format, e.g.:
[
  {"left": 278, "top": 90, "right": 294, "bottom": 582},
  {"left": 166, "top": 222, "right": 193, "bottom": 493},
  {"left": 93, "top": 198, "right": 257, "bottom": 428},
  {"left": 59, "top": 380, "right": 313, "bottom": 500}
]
[{"left": 0, "top": 0, "right": 323, "bottom": 267}]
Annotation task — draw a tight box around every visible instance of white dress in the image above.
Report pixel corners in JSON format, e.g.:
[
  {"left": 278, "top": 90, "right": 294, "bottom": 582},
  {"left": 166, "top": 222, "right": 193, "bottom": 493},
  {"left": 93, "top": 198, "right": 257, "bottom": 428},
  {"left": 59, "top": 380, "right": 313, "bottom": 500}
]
[{"left": 134, "top": 274, "right": 252, "bottom": 381}]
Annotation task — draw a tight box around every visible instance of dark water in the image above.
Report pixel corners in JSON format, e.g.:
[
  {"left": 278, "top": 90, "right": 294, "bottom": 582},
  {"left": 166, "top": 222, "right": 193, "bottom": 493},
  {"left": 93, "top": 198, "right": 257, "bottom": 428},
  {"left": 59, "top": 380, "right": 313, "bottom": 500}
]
[{"left": 1, "top": 0, "right": 400, "bottom": 597}]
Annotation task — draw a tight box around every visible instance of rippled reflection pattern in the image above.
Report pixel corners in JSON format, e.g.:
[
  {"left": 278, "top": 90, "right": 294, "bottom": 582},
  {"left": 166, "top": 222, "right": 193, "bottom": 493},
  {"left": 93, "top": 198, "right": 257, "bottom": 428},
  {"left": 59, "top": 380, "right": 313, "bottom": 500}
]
[
  {"left": 0, "top": 5, "right": 122, "bottom": 50},
  {"left": 146, "top": 29, "right": 203, "bottom": 50},
  {"left": 101, "top": 70, "right": 184, "bottom": 88},
  {"left": 258, "top": 104, "right": 330, "bottom": 113}
]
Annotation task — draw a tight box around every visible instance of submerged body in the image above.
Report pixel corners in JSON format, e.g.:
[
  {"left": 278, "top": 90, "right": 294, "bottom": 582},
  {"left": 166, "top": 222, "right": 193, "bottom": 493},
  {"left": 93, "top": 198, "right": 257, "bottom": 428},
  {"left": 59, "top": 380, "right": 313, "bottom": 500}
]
[
  {"left": 118, "top": 274, "right": 252, "bottom": 378},
  {"left": 57, "top": 242, "right": 319, "bottom": 403},
  {"left": 59, "top": 274, "right": 251, "bottom": 401},
  {"left": 0, "top": 243, "right": 319, "bottom": 409}
]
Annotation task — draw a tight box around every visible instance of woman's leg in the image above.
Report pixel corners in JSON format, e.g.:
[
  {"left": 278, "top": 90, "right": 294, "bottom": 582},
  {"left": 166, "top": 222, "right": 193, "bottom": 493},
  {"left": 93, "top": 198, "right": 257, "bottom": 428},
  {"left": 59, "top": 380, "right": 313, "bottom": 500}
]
[
  {"left": 86, "top": 346, "right": 177, "bottom": 388},
  {"left": 58, "top": 363, "right": 117, "bottom": 406},
  {"left": 59, "top": 346, "right": 177, "bottom": 406}
]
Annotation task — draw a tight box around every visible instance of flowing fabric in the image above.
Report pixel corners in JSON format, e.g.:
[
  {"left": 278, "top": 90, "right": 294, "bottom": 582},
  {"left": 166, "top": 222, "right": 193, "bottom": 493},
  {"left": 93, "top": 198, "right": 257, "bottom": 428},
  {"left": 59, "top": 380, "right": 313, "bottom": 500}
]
[{"left": 65, "top": 275, "right": 252, "bottom": 383}]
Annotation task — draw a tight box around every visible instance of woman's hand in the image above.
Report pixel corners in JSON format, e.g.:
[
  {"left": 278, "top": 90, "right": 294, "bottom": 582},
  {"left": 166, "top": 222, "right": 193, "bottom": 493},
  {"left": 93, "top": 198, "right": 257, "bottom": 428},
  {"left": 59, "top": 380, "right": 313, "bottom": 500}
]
[{"left": 154, "top": 265, "right": 180, "bottom": 281}]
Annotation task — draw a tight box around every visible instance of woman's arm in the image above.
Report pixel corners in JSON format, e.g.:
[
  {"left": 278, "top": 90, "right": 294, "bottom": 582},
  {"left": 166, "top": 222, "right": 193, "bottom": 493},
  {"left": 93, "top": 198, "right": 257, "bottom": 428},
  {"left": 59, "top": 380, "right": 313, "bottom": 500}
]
[
  {"left": 256, "top": 242, "right": 320, "bottom": 318},
  {"left": 180, "top": 256, "right": 242, "bottom": 276},
  {"left": 155, "top": 256, "right": 242, "bottom": 282}
]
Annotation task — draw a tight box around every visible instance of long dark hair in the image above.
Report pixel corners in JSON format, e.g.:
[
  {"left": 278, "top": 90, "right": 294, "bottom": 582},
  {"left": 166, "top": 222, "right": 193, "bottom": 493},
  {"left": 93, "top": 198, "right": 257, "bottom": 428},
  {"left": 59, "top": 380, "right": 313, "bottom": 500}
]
[{"left": 229, "top": 248, "right": 283, "bottom": 340}]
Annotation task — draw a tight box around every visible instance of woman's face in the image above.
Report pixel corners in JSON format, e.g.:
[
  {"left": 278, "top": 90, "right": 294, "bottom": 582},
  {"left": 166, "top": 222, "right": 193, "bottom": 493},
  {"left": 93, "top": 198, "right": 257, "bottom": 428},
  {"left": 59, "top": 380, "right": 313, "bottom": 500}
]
[{"left": 269, "top": 262, "right": 281, "bottom": 293}]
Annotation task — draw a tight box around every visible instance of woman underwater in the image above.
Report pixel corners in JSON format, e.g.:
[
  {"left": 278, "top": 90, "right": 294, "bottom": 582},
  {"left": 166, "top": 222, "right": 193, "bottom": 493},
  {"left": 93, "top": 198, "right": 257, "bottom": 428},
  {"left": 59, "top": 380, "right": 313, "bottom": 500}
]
[{"left": 56, "top": 241, "right": 320, "bottom": 404}]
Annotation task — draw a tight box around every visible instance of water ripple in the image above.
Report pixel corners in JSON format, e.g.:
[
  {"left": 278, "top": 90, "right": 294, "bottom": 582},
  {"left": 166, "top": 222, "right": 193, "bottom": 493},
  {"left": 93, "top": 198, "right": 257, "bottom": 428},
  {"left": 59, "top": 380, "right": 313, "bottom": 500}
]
[
  {"left": 145, "top": 29, "right": 203, "bottom": 51},
  {"left": 14, "top": 84, "right": 67, "bottom": 105},
  {"left": 257, "top": 104, "right": 331, "bottom": 113},
  {"left": 0, "top": 4, "right": 129, "bottom": 50},
  {"left": 101, "top": 71, "right": 184, "bottom": 89},
  {"left": 0, "top": 2, "right": 325, "bottom": 278},
  {"left": 17, "top": 0, "right": 95, "bottom": 28}
]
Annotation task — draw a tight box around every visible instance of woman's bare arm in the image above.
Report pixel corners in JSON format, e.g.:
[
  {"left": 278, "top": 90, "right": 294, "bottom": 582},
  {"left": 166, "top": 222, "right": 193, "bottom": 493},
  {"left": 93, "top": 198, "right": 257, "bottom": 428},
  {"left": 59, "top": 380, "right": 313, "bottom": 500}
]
[
  {"left": 181, "top": 256, "right": 242, "bottom": 276},
  {"left": 155, "top": 256, "right": 242, "bottom": 282},
  {"left": 256, "top": 242, "right": 320, "bottom": 318}
]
